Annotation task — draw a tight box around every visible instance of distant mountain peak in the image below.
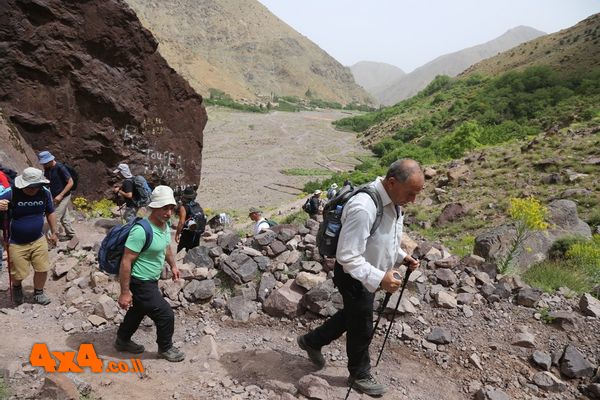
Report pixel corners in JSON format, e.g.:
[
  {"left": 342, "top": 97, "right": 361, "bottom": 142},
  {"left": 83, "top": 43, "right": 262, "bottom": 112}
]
[
  {"left": 350, "top": 61, "right": 406, "bottom": 93},
  {"left": 371, "top": 25, "right": 546, "bottom": 105}
]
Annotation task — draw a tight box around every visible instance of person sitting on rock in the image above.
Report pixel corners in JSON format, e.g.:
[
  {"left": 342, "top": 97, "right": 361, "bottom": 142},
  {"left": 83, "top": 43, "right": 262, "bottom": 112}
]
[
  {"left": 38, "top": 151, "right": 76, "bottom": 241},
  {"left": 0, "top": 167, "right": 58, "bottom": 305},
  {"left": 115, "top": 185, "right": 185, "bottom": 362},
  {"left": 248, "top": 207, "right": 269, "bottom": 235},
  {"left": 175, "top": 186, "right": 205, "bottom": 253}
]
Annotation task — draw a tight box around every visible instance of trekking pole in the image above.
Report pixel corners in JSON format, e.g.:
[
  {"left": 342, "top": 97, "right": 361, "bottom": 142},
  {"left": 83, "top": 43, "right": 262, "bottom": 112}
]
[
  {"left": 2, "top": 213, "right": 12, "bottom": 304},
  {"left": 375, "top": 268, "right": 412, "bottom": 367},
  {"left": 344, "top": 284, "right": 394, "bottom": 400}
]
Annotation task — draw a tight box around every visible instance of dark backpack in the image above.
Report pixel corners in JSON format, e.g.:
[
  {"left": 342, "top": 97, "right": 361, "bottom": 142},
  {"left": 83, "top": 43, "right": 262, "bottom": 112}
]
[
  {"left": 132, "top": 175, "right": 152, "bottom": 207},
  {"left": 184, "top": 201, "right": 207, "bottom": 233},
  {"left": 62, "top": 164, "right": 79, "bottom": 192},
  {"left": 303, "top": 197, "right": 318, "bottom": 214},
  {"left": 97, "top": 217, "right": 153, "bottom": 275},
  {"left": 316, "top": 183, "right": 384, "bottom": 257}
]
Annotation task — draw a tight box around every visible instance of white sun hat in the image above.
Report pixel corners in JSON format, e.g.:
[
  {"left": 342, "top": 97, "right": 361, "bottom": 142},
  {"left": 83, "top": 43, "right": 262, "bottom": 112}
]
[
  {"left": 15, "top": 167, "right": 50, "bottom": 189},
  {"left": 147, "top": 185, "right": 177, "bottom": 208}
]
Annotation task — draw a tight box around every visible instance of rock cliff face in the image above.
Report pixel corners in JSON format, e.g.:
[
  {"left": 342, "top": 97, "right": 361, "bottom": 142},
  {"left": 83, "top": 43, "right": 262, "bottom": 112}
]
[{"left": 0, "top": 0, "right": 207, "bottom": 197}]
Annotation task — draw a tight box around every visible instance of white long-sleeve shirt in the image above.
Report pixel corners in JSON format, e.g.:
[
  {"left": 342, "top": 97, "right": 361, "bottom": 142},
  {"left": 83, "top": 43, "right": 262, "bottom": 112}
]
[
  {"left": 254, "top": 218, "right": 270, "bottom": 235},
  {"left": 336, "top": 177, "right": 407, "bottom": 292}
]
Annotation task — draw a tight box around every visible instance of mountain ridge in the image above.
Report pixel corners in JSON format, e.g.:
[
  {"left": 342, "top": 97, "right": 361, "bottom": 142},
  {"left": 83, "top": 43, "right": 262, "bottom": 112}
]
[
  {"left": 124, "top": 0, "right": 373, "bottom": 105},
  {"left": 372, "top": 25, "right": 546, "bottom": 105}
]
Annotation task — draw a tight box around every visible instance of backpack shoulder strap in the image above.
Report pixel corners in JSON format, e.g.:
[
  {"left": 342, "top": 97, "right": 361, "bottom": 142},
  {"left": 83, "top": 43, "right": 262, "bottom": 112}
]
[
  {"left": 355, "top": 185, "right": 384, "bottom": 235},
  {"left": 135, "top": 218, "right": 154, "bottom": 253}
]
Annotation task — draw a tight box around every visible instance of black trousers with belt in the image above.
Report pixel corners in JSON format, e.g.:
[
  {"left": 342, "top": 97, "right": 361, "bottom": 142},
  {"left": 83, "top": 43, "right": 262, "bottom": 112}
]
[
  {"left": 117, "top": 277, "right": 175, "bottom": 351},
  {"left": 304, "top": 262, "right": 375, "bottom": 378}
]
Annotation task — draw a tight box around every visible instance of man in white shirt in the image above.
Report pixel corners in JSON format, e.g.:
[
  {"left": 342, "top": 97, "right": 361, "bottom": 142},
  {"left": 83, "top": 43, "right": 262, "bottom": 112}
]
[
  {"left": 249, "top": 207, "right": 269, "bottom": 235},
  {"left": 297, "top": 159, "right": 424, "bottom": 396}
]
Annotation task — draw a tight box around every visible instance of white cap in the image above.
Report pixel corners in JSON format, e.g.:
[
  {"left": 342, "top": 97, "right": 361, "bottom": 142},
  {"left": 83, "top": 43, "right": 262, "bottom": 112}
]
[
  {"left": 147, "top": 185, "right": 177, "bottom": 208},
  {"left": 15, "top": 167, "right": 50, "bottom": 189},
  {"left": 113, "top": 163, "right": 133, "bottom": 179}
]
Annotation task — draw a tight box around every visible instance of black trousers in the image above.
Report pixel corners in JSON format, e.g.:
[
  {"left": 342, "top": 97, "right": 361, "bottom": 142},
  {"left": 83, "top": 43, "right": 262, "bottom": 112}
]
[
  {"left": 117, "top": 277, "right": 175, "bottom": 351},
  {"left": 176, "top": 230, "right": 200, "bottom": 253},
  {"left": 304, "top": 263, "right": 375, "bottom": 378}
]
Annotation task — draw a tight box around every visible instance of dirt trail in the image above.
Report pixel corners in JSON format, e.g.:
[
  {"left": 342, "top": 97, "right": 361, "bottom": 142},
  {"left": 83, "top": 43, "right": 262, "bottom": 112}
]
[{"left": 197, "top": 108, "right": 369, "bottom": 215}]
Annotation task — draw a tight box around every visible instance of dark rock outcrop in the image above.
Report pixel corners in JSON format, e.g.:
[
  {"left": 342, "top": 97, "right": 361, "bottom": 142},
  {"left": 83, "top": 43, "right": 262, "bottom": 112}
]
[{"left": 0, "top": 0, "right": 207, "bottom": 196}]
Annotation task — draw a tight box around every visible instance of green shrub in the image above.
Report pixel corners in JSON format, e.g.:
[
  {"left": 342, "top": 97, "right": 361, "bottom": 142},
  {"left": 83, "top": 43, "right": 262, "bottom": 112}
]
[
  {"left": 587, "top": 209, "right": 600, "bottom": 228},
  {"left": 566, "top": 235, "right": 600, "bottom": 282},
  {"left": 279, "top": 210, "right": 309, "bottom": 226},
  {"left": 0, "top": 377, "right": 10, "bottom": 399},
  {"left": 549, "top": 235, "right": 589, "bottom": 260},
  {"left": 73, "top": 196, "right": 116, "bottom": 218},
  {"left": 523, "top": 260, "right": 591, "bottom": 294}
]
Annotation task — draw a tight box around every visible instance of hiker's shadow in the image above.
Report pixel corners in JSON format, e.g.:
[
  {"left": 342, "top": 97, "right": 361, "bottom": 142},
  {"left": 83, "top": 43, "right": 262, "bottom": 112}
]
[
  {"left": 65, "top": 327, "right": 157, "bottom": 361},
  {"left": 220, "top": 348, "right": 320, "bottom": 389}
]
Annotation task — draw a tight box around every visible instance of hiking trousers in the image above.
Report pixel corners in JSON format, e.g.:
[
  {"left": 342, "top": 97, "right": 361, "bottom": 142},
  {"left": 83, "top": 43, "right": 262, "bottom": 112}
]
[
  {"left": 54, "top": 194, "right": 75, "bottom": 237},
  {"left": 117, "top": 277, "right": 175, "bottom": 351},
  {"left": 304, "top": 263, "right": 375, "bottom": 378}
]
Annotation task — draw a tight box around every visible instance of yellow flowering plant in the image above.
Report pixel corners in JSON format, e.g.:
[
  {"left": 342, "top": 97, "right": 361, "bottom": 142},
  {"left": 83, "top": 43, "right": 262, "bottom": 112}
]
[{"left": 499, "top": 196, "right": 549, "bottom": 274}]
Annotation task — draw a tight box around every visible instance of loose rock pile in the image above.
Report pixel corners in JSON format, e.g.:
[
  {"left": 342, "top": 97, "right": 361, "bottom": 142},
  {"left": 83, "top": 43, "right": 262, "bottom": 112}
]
[{"left": 1, "top": 214, "right": 599, "bottom": 399}]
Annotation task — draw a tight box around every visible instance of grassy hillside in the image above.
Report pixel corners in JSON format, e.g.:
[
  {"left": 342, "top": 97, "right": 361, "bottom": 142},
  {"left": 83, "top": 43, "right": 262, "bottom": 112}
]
[
  {"left": 307, "top": 68, "right": 600, "bottom": 264},
  {"left": 334, "top": 66, "right": 600, "bottom": 159}
]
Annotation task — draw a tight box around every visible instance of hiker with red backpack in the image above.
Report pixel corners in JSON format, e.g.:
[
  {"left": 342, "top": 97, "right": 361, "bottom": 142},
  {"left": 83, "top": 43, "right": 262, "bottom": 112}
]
[
  {"left": 114, "top": 185, "right": 185, "bottom": 363},
  {"left": 38, "top": 151, "right": 76, "bottom": 241},
  {"left": 297, "top": 159, "right": 424, "bottom": 397},
  {"left": 0, "top": 168, "right": 58, "bottom": 306},
  {"left": 175, "top": 186, "right": 206, "bottom": 252}
]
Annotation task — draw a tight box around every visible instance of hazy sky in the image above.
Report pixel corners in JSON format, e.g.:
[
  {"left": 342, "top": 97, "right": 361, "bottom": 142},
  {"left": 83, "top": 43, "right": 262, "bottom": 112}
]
[{"left": 257, "top": 0, "right": 600, "bottom": 72}]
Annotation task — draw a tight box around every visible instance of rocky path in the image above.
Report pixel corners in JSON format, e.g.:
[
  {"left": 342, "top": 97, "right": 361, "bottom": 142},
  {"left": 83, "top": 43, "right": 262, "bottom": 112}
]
[{"left": 1, "top": 218, "right": 599, "bottom": 400}]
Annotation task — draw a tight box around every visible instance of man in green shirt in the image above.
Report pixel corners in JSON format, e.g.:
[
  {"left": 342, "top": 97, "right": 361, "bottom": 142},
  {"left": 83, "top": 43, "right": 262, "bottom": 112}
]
[{"left": 115, "top": 185, "right": 185, "bottom": 362}]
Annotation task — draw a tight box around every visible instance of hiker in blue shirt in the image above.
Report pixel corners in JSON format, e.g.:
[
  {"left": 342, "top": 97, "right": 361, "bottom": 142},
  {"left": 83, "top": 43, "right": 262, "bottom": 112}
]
[
  {"left": 38, "top": 151, "right": 76, "bottom": 240},
  {"left": 0, "top": 168, "right": 58, "bottom": 305}
]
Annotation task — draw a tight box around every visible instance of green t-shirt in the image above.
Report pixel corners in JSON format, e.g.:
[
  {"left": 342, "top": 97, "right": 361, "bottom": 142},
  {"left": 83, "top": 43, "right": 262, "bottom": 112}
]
[{"left": 125, "top": 220, "right": 171, "bottom": 281}]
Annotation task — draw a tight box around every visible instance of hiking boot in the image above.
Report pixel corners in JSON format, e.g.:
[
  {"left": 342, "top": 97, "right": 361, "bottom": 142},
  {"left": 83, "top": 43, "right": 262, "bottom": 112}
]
[
  {"left": 297, "top": 335, "right": 325, "bottom": 369},
  {"left": 158, "top": 347, "right": 185, "bottom": 362},
  {"left": 348, "top": 374, "right": 387, "bottom": 397},
  {"left": 114, "top": 338, "right": 145, "bottom": 354},
  {"left": 13, "top": 285, "right": 24, "bottom": 305},
  {"left": 33, "top": 291, "right": 51, "bottom": 305}
]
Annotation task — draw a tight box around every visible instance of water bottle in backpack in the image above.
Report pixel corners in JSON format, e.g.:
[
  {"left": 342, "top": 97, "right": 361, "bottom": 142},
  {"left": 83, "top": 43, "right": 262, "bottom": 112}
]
[{"left": 324, "top": 205, "right": 343, "bottom": 237}]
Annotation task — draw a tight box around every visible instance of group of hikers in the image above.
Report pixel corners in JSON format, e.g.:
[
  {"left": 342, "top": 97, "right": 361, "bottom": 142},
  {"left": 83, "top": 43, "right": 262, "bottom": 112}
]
[{"left": 0, "top": 154, "right": 425, "bottom": 396}]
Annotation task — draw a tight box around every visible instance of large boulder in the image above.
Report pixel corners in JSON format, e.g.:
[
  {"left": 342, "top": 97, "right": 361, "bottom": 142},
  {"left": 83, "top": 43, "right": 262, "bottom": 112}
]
[
  {"left": 474, "top": 199, "right": 591, "bottom": 270},
  {"left": 183, "top": 246, "right": 215, "bottom": 269},
  {"left": 263, "top": 280, "right": 305, "bottom": 318},
  {"left": 301, "top": 279, "right": 342, "bottom": 317},
  {"left": 434, "top": 203, "right": 467, "bottom": 226},
  {"left": 183, "top": 279, "right": 216, "bottom": 302},
  {"left": 227, "top": 296, "right": 258, "bottom": 322},
  {"left": 0, "top": 0, "right": 207, "bottom": 196},
  {"left": 560, "top": 344, "right": 595, "bottom": 378},
  {"left": 221, "top": 250, "right": 258, "bottom": 284}
]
